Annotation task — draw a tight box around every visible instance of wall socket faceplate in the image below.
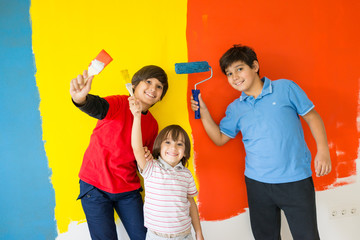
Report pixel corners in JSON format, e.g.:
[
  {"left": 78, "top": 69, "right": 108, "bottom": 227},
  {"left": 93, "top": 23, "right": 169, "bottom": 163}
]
[{"left": 329, "top": 205, "right": 360, "bottom": 219}]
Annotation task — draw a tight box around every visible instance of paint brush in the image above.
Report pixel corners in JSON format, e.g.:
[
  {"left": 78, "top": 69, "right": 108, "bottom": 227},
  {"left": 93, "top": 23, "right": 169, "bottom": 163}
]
[
  {"left": 120, "top": 69, "right": 133, "bottom": 96},
  {"left": 86, "top": 49, "right": 113, "bottom": 82}
]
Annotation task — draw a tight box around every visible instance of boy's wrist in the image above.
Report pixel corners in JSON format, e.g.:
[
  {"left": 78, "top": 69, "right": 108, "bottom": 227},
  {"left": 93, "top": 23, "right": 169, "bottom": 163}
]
[
  {"left": 317, "top": 144, "right": 330, "bottom": 153},
  {"left": 195, "top": 231, "right": 204, "bottom": 239},
  {"left": 72, "top": 96, "right": 87, "bottom": 106},
  {"left": 134, "top": 113, "right": 141, "bottom": 119}
]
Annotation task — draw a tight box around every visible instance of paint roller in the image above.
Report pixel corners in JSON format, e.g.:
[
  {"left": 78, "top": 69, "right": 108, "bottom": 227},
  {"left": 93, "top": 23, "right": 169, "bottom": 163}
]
[{"left": 175, "top": 61, "right": 213, "bottom": 119}]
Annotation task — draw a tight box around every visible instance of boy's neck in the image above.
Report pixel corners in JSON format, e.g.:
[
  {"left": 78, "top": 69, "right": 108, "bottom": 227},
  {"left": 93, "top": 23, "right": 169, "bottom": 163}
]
[
  {"left": 141, "top": 103, "right": 151, "bottom": 112},
  {"left": 244, "top": 76, "right": 263, "bottom": 99}
]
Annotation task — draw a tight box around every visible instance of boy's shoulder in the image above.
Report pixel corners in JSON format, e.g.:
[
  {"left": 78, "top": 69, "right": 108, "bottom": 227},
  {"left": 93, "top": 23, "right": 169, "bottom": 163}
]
[
  {"left": 271, "top": 78, "right": 304, "bottom": 93},
  {"left": 181, "top": 166, "right": 193, "bottom": 174},
  {"left": 104, "top": 94, "right": 127, "bottom": 101},
  {"left": 271, "top": 78, "right": 294, "bottom": 86},
  {"left": 105, "top": 94, "right": 137, "bottom": 108},
  {"left": 264, "top": 78, "right": 301, "bottom": 94}
]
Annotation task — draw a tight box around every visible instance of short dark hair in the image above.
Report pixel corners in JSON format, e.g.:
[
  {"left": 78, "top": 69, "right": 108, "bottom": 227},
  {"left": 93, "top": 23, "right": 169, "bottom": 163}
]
[
  {"left": 219, "top": 44, "right": 260, "bottom": 76},
  {"left": 132, "top": 65, "right": 169, "bottom": 100},
  {"left": 152, "top": 125, "right": 191, "bottom": 167}
]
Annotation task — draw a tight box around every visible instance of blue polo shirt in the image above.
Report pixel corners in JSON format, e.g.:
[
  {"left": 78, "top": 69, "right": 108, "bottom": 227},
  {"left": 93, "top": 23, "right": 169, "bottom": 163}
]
[{"left": 219, "top": 77, "right": 314, "bottom": 183}]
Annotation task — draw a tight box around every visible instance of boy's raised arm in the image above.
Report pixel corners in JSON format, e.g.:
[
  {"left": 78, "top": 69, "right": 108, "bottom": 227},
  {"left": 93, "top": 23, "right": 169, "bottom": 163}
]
[
  {"left": 70, "top": 70, "right": 111, "bottom": 120},
  {"left": 129, "top": 97, "right": 147, "bottom": 171},
  {"left": 191, "top": 93, "right": 231, "bottom": 146},
  {"left": 302, "top": 108, "right": 331, "bottom": 177}
]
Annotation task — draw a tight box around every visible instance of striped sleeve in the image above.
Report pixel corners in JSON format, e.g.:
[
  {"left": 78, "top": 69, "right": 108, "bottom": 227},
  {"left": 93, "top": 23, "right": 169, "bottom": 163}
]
[
  {"left": 186, "top": 169, "right": 198, "bottom": 197},
  {"left": 141, "top": 160, "right": 154, "bottom": 179}
]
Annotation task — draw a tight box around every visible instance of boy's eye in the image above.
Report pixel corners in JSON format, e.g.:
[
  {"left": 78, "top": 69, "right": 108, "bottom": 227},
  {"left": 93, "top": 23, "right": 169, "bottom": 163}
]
[
  {"left": 177, "top": 143, "right": 184, "bottom": 147},
  {"left": 146, "top": 80, "right": 151, "bottom": 84},
  {"left": 226, "top": 72, "right": 232, "bottom": 77},
  {"left": 237, "top": 68, "right": 242, "bottom": 71},
  {"left": 157, "top": 85, "right": 163, "bottom": 90}
]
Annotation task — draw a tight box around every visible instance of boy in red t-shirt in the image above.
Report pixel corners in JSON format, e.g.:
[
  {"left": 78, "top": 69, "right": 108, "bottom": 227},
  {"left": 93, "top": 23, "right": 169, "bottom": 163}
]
[{"left": 70, "top": 65, "right": 168, "bottom": 240}]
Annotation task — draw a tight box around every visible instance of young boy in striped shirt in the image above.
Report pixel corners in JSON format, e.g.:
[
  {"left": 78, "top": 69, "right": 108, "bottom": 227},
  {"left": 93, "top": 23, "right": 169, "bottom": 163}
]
[{"left": 129, "top": 96, "right": 204, "bottom": 240}]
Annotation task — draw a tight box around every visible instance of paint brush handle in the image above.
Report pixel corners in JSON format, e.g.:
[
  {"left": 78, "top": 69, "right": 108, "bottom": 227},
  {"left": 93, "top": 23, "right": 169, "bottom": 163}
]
[
  {"left": 192, "top": 89, "right": 201, "bottom": 119},
  {"left": 125, "top": 83, "right": 134, "bottom": 96}
]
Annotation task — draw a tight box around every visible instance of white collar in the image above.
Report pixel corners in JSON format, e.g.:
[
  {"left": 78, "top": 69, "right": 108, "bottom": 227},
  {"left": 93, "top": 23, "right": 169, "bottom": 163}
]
[{"left": 157, "top": 157, "right": 184, "bottom": 170}]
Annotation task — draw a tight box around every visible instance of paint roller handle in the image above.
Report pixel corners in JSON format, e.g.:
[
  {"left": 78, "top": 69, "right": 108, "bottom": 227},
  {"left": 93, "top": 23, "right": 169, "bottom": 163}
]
[{"left": 192, "top": 89, "right": 201, "bottom": 119}]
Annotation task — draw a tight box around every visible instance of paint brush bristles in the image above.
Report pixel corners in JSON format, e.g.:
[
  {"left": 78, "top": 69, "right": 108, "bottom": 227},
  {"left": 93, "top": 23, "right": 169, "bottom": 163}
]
[
  {"left": 95, "top": 49, "right": 113, "bottom": 67},
  {"left": 120, "top": 69, "right": 133, "bottom": 96},
  {"left": 87, "top": 49, "right": 113, "bottom": 77}
]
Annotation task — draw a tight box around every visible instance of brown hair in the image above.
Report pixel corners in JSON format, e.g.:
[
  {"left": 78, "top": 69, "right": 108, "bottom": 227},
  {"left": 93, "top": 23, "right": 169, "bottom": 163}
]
[
  {"left": 152, "top": 125, "right": 191, "bottom": 167},
  {"left": 132, "top": 65, "right": 169, "bottom": 100},
  {"left": 219, "top": 44, "right": 260, "bottom": 76}
]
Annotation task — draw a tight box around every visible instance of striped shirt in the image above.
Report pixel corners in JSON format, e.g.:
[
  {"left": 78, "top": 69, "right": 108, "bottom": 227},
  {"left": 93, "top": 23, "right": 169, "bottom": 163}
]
[{"left": 141, "top": 157, "right": 198, "bottom": 235}]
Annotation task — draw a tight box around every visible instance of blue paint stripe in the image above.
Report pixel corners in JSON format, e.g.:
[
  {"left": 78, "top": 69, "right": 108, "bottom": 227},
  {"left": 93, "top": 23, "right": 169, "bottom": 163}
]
[{"left": 0, "top": 1, "right": 57, "bottom": 239}]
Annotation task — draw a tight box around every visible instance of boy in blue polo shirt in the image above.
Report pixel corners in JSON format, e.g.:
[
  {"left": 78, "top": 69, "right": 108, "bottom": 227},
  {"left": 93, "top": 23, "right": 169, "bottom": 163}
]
[{"left": 191, "top": 44, "right": 331, "bottom": 239}]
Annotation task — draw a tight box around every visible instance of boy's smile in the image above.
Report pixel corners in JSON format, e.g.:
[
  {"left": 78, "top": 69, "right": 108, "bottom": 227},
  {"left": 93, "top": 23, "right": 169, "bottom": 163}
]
[
  {"left": 134, "top": 78, "right": 163, "bottom": 110},
  {"left": 225, "top": 60, "right": 263, "bottom": 98}
]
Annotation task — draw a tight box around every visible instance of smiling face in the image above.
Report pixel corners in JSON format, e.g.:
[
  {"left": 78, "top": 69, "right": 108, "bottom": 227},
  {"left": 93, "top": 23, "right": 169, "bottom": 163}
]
[
  {"left": 225, "top": 60, "right": 263, "bottom": 98},
  {"left": 133, "top": 78, "right": 163, "bottom": 111},
  {"left": 160, "top": 134, "right": 186, "bottom": 167}
]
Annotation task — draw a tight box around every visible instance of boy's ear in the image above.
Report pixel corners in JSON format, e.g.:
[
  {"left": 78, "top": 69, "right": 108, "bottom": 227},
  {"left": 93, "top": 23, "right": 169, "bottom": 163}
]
[{"left": 252, "top": 60, "right": 259, "bottom": 72}]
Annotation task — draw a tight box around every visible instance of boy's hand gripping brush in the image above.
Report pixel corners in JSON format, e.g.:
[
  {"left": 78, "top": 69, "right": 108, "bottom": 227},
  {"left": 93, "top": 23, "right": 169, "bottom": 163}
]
[
  {"left": 175, "top": 61, "right": 212, "bottom": 119},
  {"left": 86, "top": 49, "right": 113, "bottom": 83}
]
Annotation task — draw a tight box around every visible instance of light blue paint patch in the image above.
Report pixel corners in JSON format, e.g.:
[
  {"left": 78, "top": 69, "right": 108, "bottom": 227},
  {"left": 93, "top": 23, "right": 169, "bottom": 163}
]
[{"left": 0, "top": 0, "right": 57, "bottom": 239}]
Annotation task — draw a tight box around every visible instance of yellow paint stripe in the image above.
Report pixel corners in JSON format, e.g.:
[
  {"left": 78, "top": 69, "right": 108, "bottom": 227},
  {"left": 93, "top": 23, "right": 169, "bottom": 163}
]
[{"left": 30, "top": 0, "right": 194, "bottom": 233}]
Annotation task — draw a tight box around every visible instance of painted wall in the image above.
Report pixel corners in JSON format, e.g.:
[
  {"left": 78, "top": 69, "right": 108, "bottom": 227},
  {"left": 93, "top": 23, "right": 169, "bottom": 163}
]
[
  {"left": 0, "top": 1, "right": 56, "bottom": 239},
  {"left": 1, "top": 0, "right": 359, "bottom": 239}
]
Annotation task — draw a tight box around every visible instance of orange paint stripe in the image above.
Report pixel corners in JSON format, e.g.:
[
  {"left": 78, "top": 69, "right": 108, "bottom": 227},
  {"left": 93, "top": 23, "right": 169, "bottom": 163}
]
[{"left": 187, "top": 0, "right": 358, "bottom": 220}]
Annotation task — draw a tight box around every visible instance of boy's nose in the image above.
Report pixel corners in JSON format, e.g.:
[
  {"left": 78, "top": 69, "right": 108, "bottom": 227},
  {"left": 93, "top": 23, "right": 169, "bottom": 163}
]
[
  {"left": 148, "top": 84, "right": 155, "bottom": 91},
  {"left": 232, "top": 73, "right": 239, "bottom": 80},
  {"left": 170, "top": 143, "right": 178, "bottom": 149}
]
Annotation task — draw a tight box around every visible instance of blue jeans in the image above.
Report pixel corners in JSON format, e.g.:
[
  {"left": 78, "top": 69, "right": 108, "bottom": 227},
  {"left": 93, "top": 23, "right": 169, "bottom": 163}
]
[{"left": 78, "top": 180, "right": 147, "bottom": 240}]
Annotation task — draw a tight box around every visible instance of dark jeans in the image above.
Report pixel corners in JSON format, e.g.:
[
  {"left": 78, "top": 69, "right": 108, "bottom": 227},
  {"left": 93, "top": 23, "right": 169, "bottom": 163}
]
[
  {"left": 245, "top": 176, "right": 320, "bottom": 240},
  {"left": 78, "top": 180, "right": 147, "bottom": 240}
]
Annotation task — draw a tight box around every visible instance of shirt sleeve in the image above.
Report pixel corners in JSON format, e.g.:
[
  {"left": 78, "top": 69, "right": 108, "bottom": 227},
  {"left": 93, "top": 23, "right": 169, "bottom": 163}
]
[
  {"left": 219, "top": 102, "right": 240, "bottom": 138},
  {"left": 187, "top": 171, "right": 198, "bottom": 197},
  {"left": 140, "top": 160, "right": 155, "bottom": 179},
  {"left": 288, "top": 81, "right": 314, "bottom": 116},
  {"left": 73, "top": 94, "right": 109, "bottom": 120}
]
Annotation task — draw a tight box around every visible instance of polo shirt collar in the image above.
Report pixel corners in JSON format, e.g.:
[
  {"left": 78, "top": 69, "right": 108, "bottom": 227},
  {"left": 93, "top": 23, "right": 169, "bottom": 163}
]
[
  {"left": 158, "top": 157, "right": 184, "bottom": 170},
  {"left": 239, "top": 77, "right": 272, "bottom": 101}
]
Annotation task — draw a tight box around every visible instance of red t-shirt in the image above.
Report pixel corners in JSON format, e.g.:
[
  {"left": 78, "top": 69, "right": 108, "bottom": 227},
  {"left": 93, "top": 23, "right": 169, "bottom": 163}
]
[{"left": 79, "top": 95, "right": 158, "bottom": 193}]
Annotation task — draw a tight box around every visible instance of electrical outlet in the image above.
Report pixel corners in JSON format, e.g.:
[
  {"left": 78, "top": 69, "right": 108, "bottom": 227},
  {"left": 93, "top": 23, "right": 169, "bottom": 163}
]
[
  {"left": 330, "top": 209, "right": 338, "bottom": 218},
  {"left": 329, "top": 205, "right": 360, "bottom": 219},
  {"left": 349, "top": 207, "right": 359, "bottom": 216}
]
